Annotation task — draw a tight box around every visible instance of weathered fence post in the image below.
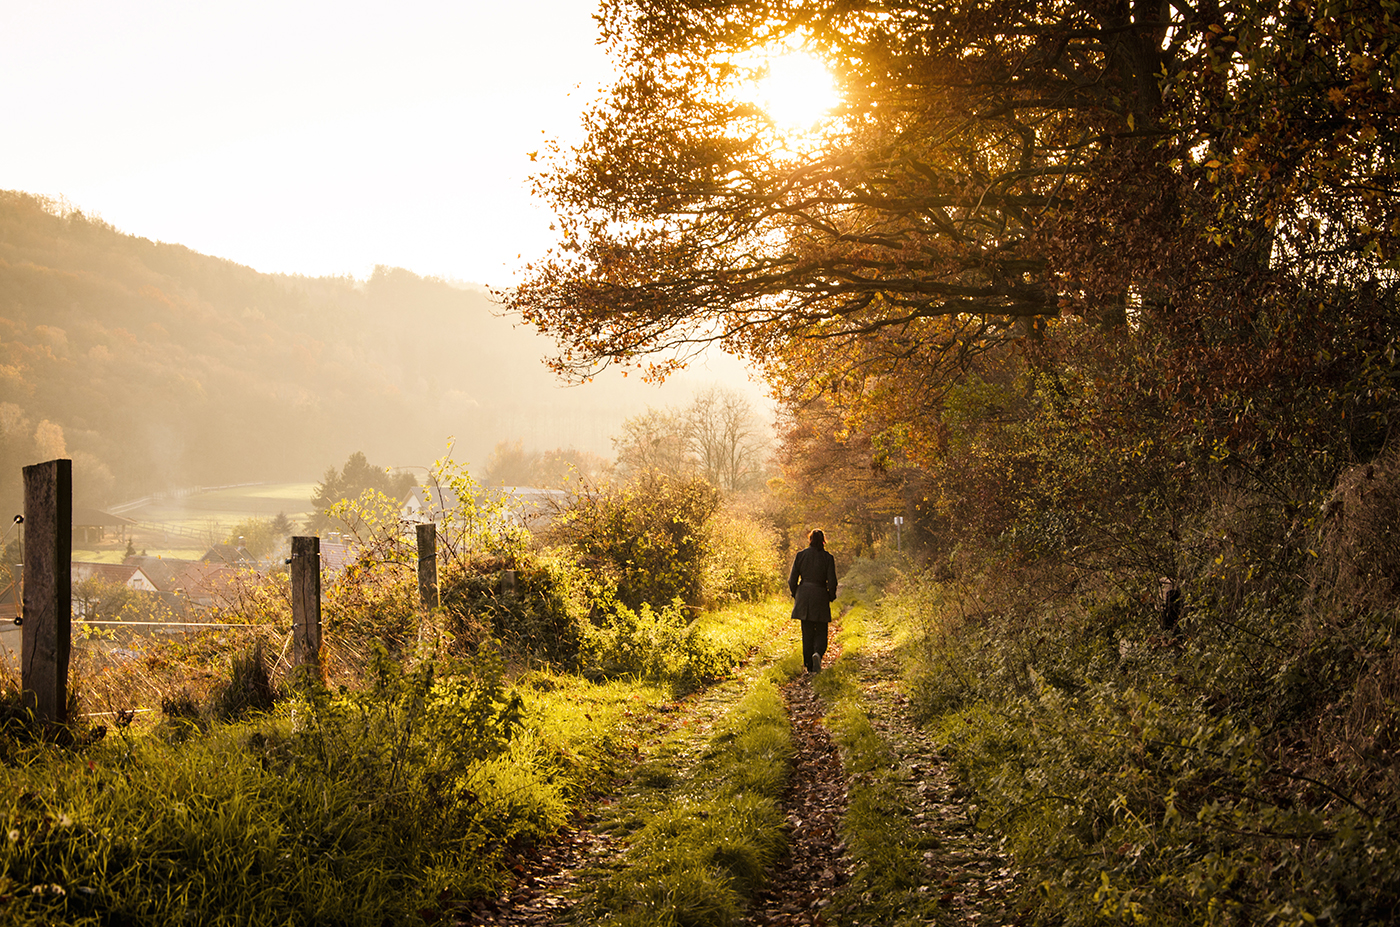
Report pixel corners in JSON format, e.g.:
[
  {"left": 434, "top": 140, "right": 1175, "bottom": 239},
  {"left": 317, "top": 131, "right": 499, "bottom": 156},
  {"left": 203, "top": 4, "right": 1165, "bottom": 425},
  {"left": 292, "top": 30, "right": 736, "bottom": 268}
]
[
  {"left": 22, "top": 459, "right": 72, "bottom": 727},
  {"left": 501, "top": 569, "right": 518, "bottom": 598},
  {"left": 416, "top": 522, "right": 437, "bottom": 611},
  {"left": 290, "top": 535, "right": 321, "bottom": 675}
]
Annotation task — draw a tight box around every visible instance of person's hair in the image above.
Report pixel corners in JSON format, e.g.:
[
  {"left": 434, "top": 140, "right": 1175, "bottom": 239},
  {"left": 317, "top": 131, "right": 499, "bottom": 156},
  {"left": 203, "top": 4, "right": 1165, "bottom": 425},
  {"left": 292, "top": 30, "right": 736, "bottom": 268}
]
[{"left": 808, "top": 528, "right": 826, "bottom": 548}]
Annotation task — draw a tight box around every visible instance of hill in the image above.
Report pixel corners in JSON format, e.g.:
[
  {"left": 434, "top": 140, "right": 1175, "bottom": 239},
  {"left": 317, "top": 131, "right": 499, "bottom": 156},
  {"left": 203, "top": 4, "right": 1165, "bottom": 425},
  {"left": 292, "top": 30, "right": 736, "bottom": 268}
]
[{"left": 0, "top": 190, "right": 735, "bottom": 512}]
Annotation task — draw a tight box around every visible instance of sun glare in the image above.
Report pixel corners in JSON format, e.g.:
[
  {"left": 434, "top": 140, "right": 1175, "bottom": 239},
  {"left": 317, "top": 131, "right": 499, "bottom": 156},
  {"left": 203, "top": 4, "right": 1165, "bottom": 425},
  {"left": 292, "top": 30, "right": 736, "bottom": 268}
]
[{"left": 754, "top": 52, "right": 840, "bottom": 130}]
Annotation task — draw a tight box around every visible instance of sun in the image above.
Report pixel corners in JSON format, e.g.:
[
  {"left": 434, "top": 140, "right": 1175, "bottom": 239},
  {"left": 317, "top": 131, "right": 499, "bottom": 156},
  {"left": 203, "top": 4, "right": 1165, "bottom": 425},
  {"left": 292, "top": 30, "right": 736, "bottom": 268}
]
[{"left": 753, "top": 52, "right": 841, "bottom": 130}]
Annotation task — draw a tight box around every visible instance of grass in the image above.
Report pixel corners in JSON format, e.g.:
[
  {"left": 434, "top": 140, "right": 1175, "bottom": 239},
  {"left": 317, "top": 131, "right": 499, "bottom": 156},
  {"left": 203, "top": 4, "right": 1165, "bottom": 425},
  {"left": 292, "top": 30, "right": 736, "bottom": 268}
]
[
  {"left": 1, "top": 594, "right": 797, "bottom": 926},
  {"left": 811, "top": 604, "right": 942, "bottom": 927},
  {"left": 0, "top": 647, "right": 659, "bottom": 926},
  {"left": 554, "top": 599, "right": 802, "bottom": 926},
  {"left": 580, "top": 667, "right": 804, "bottom": 926}
]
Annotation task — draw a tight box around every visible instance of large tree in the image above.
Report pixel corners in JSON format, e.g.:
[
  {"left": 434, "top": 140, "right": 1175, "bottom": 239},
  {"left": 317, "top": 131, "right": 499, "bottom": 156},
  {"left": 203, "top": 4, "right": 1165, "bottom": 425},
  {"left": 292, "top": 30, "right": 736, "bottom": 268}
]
[
  {"left": 508, "top": 0, "right": 1397, "bottom": 423},
  {"left": 512, "top": 0, "right": 1398, "bottom": 575}
]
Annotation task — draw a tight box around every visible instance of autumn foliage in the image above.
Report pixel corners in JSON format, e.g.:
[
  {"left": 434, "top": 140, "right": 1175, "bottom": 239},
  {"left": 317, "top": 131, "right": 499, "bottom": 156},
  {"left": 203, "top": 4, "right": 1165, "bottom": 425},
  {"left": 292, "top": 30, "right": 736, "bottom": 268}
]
[{"left": 510, "top": 0, "right": 1400, "bottom": 922}]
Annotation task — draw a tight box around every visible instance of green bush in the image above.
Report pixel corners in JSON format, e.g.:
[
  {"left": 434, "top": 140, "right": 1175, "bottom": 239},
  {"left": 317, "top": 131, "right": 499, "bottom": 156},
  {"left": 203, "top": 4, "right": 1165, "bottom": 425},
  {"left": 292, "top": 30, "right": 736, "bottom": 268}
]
[
  {"left": 548, "top": 472, "right": 719, "bottom": 610},
  {"left": 699, "top": 511, "right": 781, "bottom": 607},
  {"left": 579, "top": 599, "right": 742, "bottom": 691}
]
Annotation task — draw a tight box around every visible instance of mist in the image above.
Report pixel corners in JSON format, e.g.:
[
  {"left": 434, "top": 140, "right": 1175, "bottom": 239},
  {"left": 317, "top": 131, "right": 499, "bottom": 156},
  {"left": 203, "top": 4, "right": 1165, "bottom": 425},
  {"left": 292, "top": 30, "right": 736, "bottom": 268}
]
[{"left": 0, "top": 191, "right": 770, "bottom": 517}]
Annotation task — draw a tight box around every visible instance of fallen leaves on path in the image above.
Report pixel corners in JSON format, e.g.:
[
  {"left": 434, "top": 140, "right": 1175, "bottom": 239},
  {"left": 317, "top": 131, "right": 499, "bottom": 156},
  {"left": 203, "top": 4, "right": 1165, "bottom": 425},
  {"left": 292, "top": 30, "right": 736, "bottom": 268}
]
[{"left": 743, "top": 674, "right": 851, "bottom": 926}]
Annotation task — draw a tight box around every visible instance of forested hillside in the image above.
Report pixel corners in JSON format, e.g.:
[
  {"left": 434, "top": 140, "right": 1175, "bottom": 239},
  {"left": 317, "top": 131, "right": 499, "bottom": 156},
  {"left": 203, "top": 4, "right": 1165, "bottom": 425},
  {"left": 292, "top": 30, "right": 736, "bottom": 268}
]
[{"left": 0, "top": 190, "right": 704, "bottom": 513}]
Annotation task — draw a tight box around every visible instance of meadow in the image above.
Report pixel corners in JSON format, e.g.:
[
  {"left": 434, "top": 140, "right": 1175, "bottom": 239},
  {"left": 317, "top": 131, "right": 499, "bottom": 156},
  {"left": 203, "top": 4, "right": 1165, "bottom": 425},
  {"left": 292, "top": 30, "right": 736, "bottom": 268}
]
[{"left": 76, "top": 483, "right": 319, "bottom": 562}]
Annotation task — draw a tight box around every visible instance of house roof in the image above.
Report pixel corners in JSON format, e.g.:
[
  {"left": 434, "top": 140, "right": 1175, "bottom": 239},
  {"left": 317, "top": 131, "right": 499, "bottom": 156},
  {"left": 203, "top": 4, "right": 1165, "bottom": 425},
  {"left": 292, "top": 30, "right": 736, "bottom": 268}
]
[
  {"left": 201, "top": 544, "right": 253, "bottom": 565},
  {"left": 74, "top": 561, "right": 134, "bottom": 584},
  {"left": 123, "top": 555, "right": 198, "bottom": 593},
  {"left": 72, "top": 561, "right": 159, "bottom": 590},
  {"left": 320, "top": 541, "right": 354, "bottom": 575},
  {"left": 72, "top": 507, "right": 136, "bottom": 528},
  {"left": 402, "top": 485, "right": 459, "bottom": 514},
  {"left": 167, "top": 562, "right": 241, "bottom": 602}
]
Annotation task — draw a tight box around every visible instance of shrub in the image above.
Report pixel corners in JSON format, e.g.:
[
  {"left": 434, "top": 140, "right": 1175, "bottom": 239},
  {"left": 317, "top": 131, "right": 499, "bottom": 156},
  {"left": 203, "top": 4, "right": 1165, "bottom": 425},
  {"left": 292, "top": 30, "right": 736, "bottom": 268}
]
[
  {"left": 887, "top": 561, "right": 1400, "bottom": 926},
  {"left": 548, "top": 472, "right": 719, "bottom": 610},
  {"left": 699, "top": 510, "right": 781, "bottom": 607},
  {"left": 437, "top": 552, "right": 587, "bottom": 664},
  {"left": 579, "top": 599, "right": 745, "bottom": 692}
]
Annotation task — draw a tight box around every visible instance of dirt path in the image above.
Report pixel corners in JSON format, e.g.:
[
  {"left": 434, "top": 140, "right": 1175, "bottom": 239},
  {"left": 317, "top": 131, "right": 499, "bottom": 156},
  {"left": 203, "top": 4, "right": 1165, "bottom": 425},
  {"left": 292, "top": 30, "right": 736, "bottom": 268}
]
[
  {"left": 845, "top": 617, "right": 1024, "bottom": 927},
  {"left": 452, "top": 613, "right": 1024, "bottom": 927},
  {"left": 743, "top": 672, "right": 851, "bottom": 926}
]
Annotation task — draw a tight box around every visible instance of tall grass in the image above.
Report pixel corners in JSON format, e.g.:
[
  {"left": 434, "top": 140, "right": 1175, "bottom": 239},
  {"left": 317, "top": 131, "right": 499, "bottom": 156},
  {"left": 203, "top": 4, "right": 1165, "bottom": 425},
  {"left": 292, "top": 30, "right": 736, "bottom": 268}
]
[{"left": 1, "top": 646, "right": 611, "bottom": 926}]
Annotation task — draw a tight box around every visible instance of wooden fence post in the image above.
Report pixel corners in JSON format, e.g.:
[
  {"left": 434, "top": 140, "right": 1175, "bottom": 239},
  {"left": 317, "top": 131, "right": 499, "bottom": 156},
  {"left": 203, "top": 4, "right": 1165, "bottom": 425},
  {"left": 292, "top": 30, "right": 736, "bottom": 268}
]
[
  {"left": 416, "top": 522, "right": 437, "bottom": 612},
  {"left": 290, "top": 536, "right": 321, "bottom": 675},
  {"left": 21, "top": 459, "right": 72, "bottom": 727}
]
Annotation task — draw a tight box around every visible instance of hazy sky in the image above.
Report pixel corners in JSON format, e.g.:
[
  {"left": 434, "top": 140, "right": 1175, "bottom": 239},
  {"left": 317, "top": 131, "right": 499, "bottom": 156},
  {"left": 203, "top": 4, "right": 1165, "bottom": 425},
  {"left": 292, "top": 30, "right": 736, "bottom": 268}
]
[{"left": 2, "top": 0, "right": 615, "bottom": 287}]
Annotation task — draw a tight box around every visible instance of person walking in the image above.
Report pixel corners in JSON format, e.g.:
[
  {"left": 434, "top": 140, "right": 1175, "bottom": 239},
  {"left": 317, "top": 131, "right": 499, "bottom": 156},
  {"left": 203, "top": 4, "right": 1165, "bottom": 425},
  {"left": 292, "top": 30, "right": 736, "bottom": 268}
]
[{"left": 789, "top": 528, "right": 838, "bottom": 673}]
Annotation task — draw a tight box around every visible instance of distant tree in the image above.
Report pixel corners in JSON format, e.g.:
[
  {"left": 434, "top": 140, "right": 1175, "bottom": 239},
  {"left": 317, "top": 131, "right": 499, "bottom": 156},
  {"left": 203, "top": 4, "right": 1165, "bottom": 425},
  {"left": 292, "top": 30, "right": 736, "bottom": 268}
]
[
  {"left": 483, "top": 441, "right": 608, "bottom": 488},
  {"left": 309, "top": 452, "right": 417, "bottom": 534},
  {"left": 612, "top": 407, "right": 696, "bottom": 480},
  {"left": 685, "top": 386, "right": 770, "bottom": 494},
  {"left": 224, "top": 517, "right": 285, "bottom": 560},
  {"left": 482, "top": 440, "right": 540, "bottom": 487},
  {"left": 612, "top": 390, "right": 772, "bottom": 492},
  {"left": 530, "top": 447, "right": 609, "bottom": 488}
]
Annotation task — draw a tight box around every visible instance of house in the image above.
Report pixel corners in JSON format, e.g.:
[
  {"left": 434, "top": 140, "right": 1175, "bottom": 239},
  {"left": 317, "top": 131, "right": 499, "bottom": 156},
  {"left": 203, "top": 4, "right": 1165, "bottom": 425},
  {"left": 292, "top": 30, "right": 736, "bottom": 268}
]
[
  {"left": 400, "top": 485, "right": 460, "bottom": 523},
  {"left": 71, "top": 561, "right": 160, "bottom": 593},
  {"left": 402, "top": 483, "right": 569, "bottom": 533},
  {"left": 119, "top": 555, "right": 247, "bottom": 612},
  {"left": 123, "top": 555, "right": 196, "bottom": 593},
  {"left": 70, "top": 561, "right": 163, "bottom": 619}
]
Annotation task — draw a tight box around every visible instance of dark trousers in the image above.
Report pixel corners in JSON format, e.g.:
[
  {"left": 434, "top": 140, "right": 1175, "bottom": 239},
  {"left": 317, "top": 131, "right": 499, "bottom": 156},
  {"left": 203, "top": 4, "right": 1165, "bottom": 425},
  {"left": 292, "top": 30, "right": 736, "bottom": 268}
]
[{"left": 801, "top": 620, "right": 829, "bottom": 672}]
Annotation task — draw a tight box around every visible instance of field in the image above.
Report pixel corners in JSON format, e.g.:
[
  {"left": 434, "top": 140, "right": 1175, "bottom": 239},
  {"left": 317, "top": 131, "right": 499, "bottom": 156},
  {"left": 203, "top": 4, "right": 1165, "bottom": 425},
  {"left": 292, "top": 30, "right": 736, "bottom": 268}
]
[{"left": 78, "top": 482, "right": 320, "bottom": 562}]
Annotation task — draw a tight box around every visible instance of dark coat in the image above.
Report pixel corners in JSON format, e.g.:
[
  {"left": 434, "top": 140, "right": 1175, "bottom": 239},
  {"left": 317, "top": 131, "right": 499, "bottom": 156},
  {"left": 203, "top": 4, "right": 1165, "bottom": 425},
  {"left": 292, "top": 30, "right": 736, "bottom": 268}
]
[{"left": 789, "top": 545, "right": 838, "bottom": 623}]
